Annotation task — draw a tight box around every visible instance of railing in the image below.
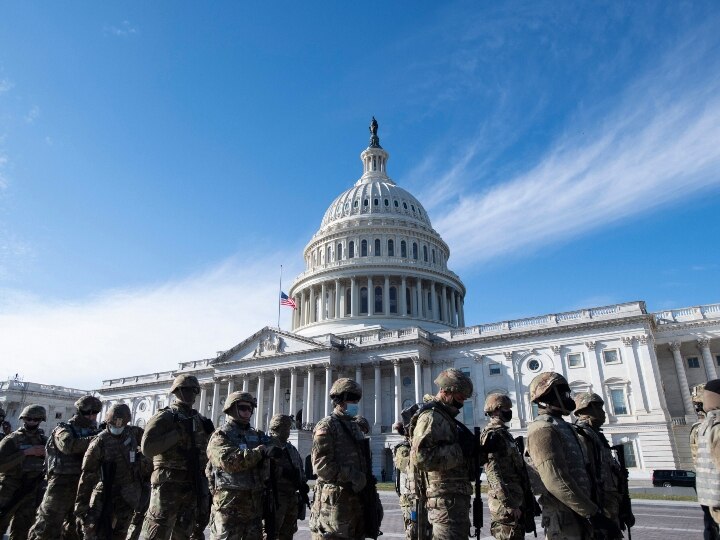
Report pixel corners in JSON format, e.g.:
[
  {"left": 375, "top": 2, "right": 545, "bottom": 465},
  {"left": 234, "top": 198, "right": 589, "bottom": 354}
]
[
  {"left": 0, "top": 379, "right": 88, "bottom": 395},
  {"left": 102, "top": 370, "right": 175, "bottom": 387},
  {"left": 671, "top": 417, "right": 687, "bottom": 426},
  {"left": 655, "top": 303, "right": 720, "bottom": 324}
]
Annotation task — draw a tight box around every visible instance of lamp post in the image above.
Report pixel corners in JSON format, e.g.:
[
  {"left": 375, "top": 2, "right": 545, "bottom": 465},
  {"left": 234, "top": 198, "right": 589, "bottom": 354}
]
[{"left": 284, "top": 388, "right": 291, "bottom": 414}]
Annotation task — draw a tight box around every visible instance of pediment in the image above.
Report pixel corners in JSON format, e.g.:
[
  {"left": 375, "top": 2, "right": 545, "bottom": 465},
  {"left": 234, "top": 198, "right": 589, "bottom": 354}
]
[{"left": 214, "top": 327, "right": 331, "bottom": 364}]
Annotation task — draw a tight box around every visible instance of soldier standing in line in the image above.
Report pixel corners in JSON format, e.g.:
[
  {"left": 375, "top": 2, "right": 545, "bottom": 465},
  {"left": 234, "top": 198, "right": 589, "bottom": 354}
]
[
  {"left": 74, "top": 404, "right": 143, "bottom": 540},
  {"left": 126, "top": 424, "right": 152, "bottom": 540},
  {"left": 28, "top": 395, "right": 103, "bottom": 540},
  {"left": 392, "top": 420, "right": 416, "bottom": 540},
  {"left": 0, "top": 404, "right": 47, "bottom": 539},
  {"left": 526, "top": 373, "right": 620, "bottom": 540},
  {"left": 478, "top": 393, "right": 528, "bottom": 540},
  {"left": 309, "top": 378, "right": 372, "bottom": 540},
  {"left": 573, "top": 392, "right": 633, "bottom": 539},
  {"left": 206, "top": 391, "right": 281, "bottom": 540},
  {"left": 409, "top": 368, "right": 474, "bottom": 540},
  {"left": 696, "top": 378, "right": 720, "bottom": 527},
  {"left": 140, "top": 374, "right": 214, "bottom": 540},
  {"left": 690, "top": 383, "right": 720, "bottom": 540},
  {"left": 268, "top": 414, "right": 308, "bottom": 540}
]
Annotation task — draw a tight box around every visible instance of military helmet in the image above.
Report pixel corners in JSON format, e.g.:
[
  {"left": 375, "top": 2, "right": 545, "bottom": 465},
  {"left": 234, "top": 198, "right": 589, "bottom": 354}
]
[
  {"left": 105, "top": 403, "right": 132, "bottom": 424},
  {"left": 692, "top": 383, "right": 706, "bottom": 404},
  {"left": 529, "top": 372, "right": 569, "bottom": 403},
  {"left": 269, "top": 414, "right": 293, "bottom": 431},
  {"left": 573, "top": 392, "right": 604, "bottom": 414},
  {"left": 170, "top": 374, "right": 201, "bottom": 393},
  {"left": 223, "top": 391, "right": 257, "bottom": 413},
  {"left": 484, "top": 393, "right": 512, "bottom": 413},
  {"left": 19, "top": 404, "right": 47, "bottom": 421},
  {"left": 75, "top": 395, "right": 102, "bottom": 412},
  {"left": 329, "top": 378, "right": 362, "bottom": 400},
  {"left": 355, "top": 416, "right": 370, "bottom": 434},
  {"left": 434, "top": 368, "right": 473, "bottom": 399}
]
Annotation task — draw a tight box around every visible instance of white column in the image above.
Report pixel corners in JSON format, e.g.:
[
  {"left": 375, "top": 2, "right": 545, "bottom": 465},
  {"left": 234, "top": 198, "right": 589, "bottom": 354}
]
[
  {"left": 423, "top": 361, "right": 432, "bottom": 396},
  {"left": 307, "top": 367, "right": 315, "bottom": 424},
  {"left": 413, "top": 358, "right": 422, "bottom": 403},
  {"left": 384, "top": 276, "right": 390, "bottom": 316},
  {"left": 355, "top": 365, "right": 363, "bottom": 387},
  {"left": 585, "top": 341, "right": 605, "bottom": 399},
  {"left": 242, "top": 376, "right": 249, "bottom": 393},
  {"left": 450, "top": 289, "right": 457, "bottom": 326},
  {"left": 401, "top": 276, "right": 407, "bottom": 316},
  {"left": 410, "top": 281, "right": 417, "bottom": 316},
  {"left": 419, "top": 280, "right": 425, "bottom": 318},
  {"left": 211, "top": 379, "right": 221, "bottom": 425},
  {"left": 255, "top": 373, "right": 266, "bottom": 430},
  {"left": 373, "top": 362, "right": 382, "bottom": 434},
  {"left": 622, "top": 337, "right": 645, "bottom": 414},
  {"left": 320, "top": 282, "right": 327, "bottom": 321},
  {"left": 309, "top": 287, "right": 316, "bottom": 324},
  {"left": 351, "top": 277, "right": 357, "bottom": 317},
  {"left": 393, "top": 359, "right": 402, "bottom": 423},
  {"left": 441, "top": 285, "right": 448, "bottom": 323},
  {"left": 335, "top": 279, "right": 341, "bottom": 319},
  {"left": 272, "top": 369, "right": 281, "bottom": 417},
  {"left": 198, "top": 384, "right": 208, "bottom": 416},
  {"left": 699, "top": 338, "right": 718, "bottom": 380},
  {"left": 294, "top": 296, "right": 301, "bottom": 329},
  {"left": 289, "top": 367, "right": 297, "bottom": 418},
  {"left": 430, "top": 282, "right": 437, "bottom": 320},
  {"left": 151, "top": 394, "right": 159, "bottom": 415},
  {"left": 670, "top": 342, "right": 694, "bottom": 416},
  {"left": 367, "top": 276, "right": 374, "bottom": 316},
  {"left": 324, "top": 364, "right": 333, "bottom": 416},
  {"left": 226, "top": 376, "right": 235, "bottom": 396},
  {"left": 637, "top": 335, "right": 665, "bottom": 412}
]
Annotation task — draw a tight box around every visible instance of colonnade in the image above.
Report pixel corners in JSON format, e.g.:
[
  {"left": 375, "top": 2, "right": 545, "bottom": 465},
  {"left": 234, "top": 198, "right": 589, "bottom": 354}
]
[
  {"left": 292, "top": 275, "right": 464, "bottom": 330},
  {"left": 668, "top": 338, "right": 718, "bottom": 417}
]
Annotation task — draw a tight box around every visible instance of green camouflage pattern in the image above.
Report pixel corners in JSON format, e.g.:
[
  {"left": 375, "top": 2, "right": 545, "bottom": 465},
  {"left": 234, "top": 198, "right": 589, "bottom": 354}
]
[
  {"left": 433, "top": 369, "right": 473, "bottom": 399},
  {"left": 529, "top": 372, "right": 568, "bottom": 403}
]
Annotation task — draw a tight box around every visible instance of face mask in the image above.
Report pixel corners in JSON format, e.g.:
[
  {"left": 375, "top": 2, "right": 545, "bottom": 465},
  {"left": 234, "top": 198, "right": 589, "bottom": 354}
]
[
  {"left": 274, "top": 428, "right": 291, "bottom": 442},
  {"left": 109, "top": 425, "right": 125, "bottom": 436},
  {"left": 176, "top": 388, "right": 198, "bottom": 405},
  {"left": 451, "top": 399, "right": 464, "bottom": 410},
  {"left": 499, "top": 410, "right": 512, "bottom": 423},
  {"left": 345, "top": 403, "right": 360, "bottom": 417},
  {"left": 23, "top": 422, "right": 39, "bottom": 431}
]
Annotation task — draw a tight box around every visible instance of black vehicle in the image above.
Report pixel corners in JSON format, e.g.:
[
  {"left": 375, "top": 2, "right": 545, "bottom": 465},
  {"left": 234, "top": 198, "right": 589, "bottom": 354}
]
[{"left": 652, "top": 469, "right": 696, "bottom": 488}]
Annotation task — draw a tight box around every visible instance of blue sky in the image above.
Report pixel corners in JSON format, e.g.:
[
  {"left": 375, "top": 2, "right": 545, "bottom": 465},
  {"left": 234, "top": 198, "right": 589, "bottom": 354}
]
[{"left": 1, "top": 2, "right": 719, "bottom": 388}]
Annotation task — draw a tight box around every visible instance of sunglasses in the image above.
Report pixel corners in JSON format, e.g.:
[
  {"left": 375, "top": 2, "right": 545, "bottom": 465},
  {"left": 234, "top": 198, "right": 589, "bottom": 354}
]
[
  {"left": 236, "top": 404, "right": 253, "bottom": 413},
  {"left": 80, "top": 410, "right": 101, "bottom": 416}
]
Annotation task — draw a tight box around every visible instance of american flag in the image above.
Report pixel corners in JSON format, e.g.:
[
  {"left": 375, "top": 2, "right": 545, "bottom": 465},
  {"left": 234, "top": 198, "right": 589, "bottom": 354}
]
[{"left": 280, "top": 292, "right": 297, "bottom": 309}]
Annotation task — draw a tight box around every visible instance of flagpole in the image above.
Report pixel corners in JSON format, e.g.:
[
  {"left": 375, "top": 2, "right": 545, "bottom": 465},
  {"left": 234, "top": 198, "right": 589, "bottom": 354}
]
[{"left": 277, "top": 264, "right": 283, "bottom": 330}]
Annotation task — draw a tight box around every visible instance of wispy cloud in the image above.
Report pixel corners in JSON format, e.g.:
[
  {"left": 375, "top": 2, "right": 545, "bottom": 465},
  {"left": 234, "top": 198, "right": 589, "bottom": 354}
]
[
  {"left": 24, "top": 105, "right": 40, "bottom": 124},
  {"left": 104, "top": 20, "right": 138, "bottom": 37},
  {"left": 0, "top": 79, "right": 13, "bottom": 94},
  {"left": 0, "top": 256, "right": 301, "bottom": 389},
  {"left": 428, "top": 28, "right": 720, "bottom": 268}
]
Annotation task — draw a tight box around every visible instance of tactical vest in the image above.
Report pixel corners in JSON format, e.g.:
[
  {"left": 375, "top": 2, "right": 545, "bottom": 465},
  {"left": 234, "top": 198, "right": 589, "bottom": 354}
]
[
  {"left": 276, "top": 441, "right": 304, "bottom": 493},
  {"left": 393, "top": 442, "right": 413, "bottom": 497},
  {"left": 6, "top": 427, "right": 47, "bottom": 476},
  {"left": 212, "top": 422, "right": 268, "bottom": 491},
  {"left": 153, "top": 406, "right": 211, "bottom": 470},
  {"left": 696, "top": 410, "right": 720, "bottom": 506},
  {"left": 575, "top": 421, "right": 621, "bottom": 497},
  {"left": 47, "top": 421, "right": 99, "bottom": 475},
  {"left": 690, "top": 421, "right": 701, "bottom": 465}
]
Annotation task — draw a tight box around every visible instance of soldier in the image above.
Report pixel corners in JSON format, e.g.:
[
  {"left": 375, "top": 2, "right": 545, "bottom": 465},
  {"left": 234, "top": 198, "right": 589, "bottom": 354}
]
[
  {"left": 0, "top": 406, "right": 6, "bottom": 442},
  {"left": 126, "top": 425, "right": 153, "bottom": 540},
  {"left": 354, "top": 416, "right": 370, "bottom": 436},
  {"left": 573, "top": 392, "right": 633, "bottom": 539},
  {"left": 696, "top": 378, "right": 720, "bottom": 527},
  {"left": 392, "top": 421, "right": 416, "bottom": 540},
  {"left": 28, "top": 394, "right": 103, "bottom": 540},
  {"left": 74, "top": 403, "right": 143, "bottom": 540},
  {"left": 478, "top": 393, "right": 529, "bottom": 540},
  {"left": 409, "top": 368, "right": 474, "bottom": 540},
  {"left": 206, "top": 391, "right": 281, "bottom": 540},
  {"left": 140, "top": 374, "right": 214, "bottom": 540},
  {"left": 690, "top": 384, "right": 720, "bottom": 540},
  {"left": 526, "top": 372, "right": 620, "bottom": 539},
  {"left": 0, "top": 404, "right": 47, "bottom": 539},
  {"left": 268, "top": 414, "right": 308, "bottom": 540},
  {"left": 309, "top": 378, "right": 376, "bottom": 540}
]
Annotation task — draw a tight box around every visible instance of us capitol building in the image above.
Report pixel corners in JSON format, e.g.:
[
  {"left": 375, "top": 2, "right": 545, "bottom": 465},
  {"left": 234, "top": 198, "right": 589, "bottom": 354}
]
[{"left": 98, "top": 121, "right": 720, "bottom": 478}]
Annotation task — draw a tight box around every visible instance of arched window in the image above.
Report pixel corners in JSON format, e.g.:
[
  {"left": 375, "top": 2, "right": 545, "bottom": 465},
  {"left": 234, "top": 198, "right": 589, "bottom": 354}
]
[
  {"left": 413, "top": 242, "right": 418, "bottom": 260},
  {"left": 405, "top": 288, "right": 412, "bottom": 315},
  {"left": 337, "top": 243, "right": 343, "bottom": 260},
  {"left": 345, "top": 287, "right": 351, "bottom": 316},
  {"left": 423, "top": 245, "right": 428, "bottom": 262},
  {"left": 360, "top": 287, "right": 368, "bottom": 314},
  {"left": 361, "top": 240, "right": 368, "bottom": 257},
  {"left": 374, "top": 198, "right": 379, "bottom": 206},
  {"left": 349, "top": 241, "right": 355, "bottom": 258},
  {"left": 384, "top": 199, "right": 389, "bottom": 207},
  {"left": 389, "top": 287, "right": 398, "bottom": 314},
  {"left": 327, "top": 246, "right": 332, "bottom": 262},
  {"left": 374, "top": 286, "right": 383, "bottom": 313},
  {"left": 363, "top": 199, "right": 369, "bottom": 207},
  {"left": 394, "top": 200, "right": 399, "bottom": 208},
  {"left": 313, "top": 253, "right": 317, "bottom": 266},
  {"left": 427, "top": 291, "right": 432, "bottom": 311},
  {"left": 401, "top": 241, "right": 407, "bottom": 258},
  {"left": 374, "top": 239, "right": 381, "bottom": 256},
  {"left": 432, "top": 249, "right": 436, "bottom": 263},
  {"left": 388, "top": 239, "right": 394, "bottom": 257}
]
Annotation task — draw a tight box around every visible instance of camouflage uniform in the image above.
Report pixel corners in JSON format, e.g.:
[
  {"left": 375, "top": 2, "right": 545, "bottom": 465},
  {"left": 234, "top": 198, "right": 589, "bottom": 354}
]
[
  {"left": 269, "top": 415, "right": 307, "bottom": 540},
  {"left": 309, "top": 378, "right": 369, "bottom": 540},
  {"left": 479, "top": 394, "right": 525, "bottom": 540},
  {"left": 392, "top": 436, "right": 415, "bottom": 540},
  {"left": 75, "top": 404, "right": 143, "bottom": 540},
  {"left": 206, "top": 391, "right": 272, "bottom": 540},
  {"left": 697, "top": 379, "right": 720, "bottom": 526},
  {"left": 126, "top": 426, "right": 153, "bottom": 540},
  {"left": 526, "top": 373, "right": 598, "bottom": 540},
  {"left": 410, "top": 369, "right": 474, "bottom": 540},
  {"left": 29, "top": 395, "right": 102, "bottom": 540},
  {"left": 691, "top": 384, "right": 707, "bottom": 465},
  {"left": 140, "top": 375, "right": 213, "bottom": 540},
  {"left": 0, "top": 405, "right": 47, "bottom": 540}
]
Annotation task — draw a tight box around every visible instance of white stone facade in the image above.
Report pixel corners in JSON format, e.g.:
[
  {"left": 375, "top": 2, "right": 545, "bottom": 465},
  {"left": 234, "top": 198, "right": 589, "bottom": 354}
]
[
  {"left": 0, "top": 378, "right": 90, "bottom": 430},
  {"left": 96, "top": 124, "right": 720, "bottom": 478}
]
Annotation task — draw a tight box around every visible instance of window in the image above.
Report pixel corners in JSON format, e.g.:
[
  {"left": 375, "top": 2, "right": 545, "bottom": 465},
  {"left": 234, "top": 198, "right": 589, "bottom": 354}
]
[
  {"left": 345, "top": 288, "right": 351, "bottom": 315},
  {"left": 327, "top": 246, "right": 332, "bottom": 262},
  {"left": 716, "top": 355, "right": 720, "bottom": 366},
  {"left": 384, "top": 199, "right": 389, "bottom": 207},
  {"left": 354, "top": 200, "right": 359, "bottom": 208},
  {"left": 389, "top": 287, "right": 398, "bottom": 313},
  {"left": 568, "top": 353, "right": 584, "bottom": 368},
  {"left": 337, "top": 243, "right": 343, "bottom": 260},
  {"left": 423, "top": 245, "right": 428, "bottom": 262},
  {"left": 55, "top": 412, "right": 62, "bottom": 419},
  {"left": 374, "top": 239, "right": 381, "bottom": 256},
  {"left": 403, "top": 202, "right": 408, "bottom": 209},
  {"left": 432, "top": 249, "right": 436, "bottom": 263},
  {"left": 489, "top": 363, "right": 501, "bottom": 376},
  {"left": 619, "top": 442, "right": 637, "bottom": 468},
  {"left": 602, "top": 349, "right": 621, "bottom": 364},
  {"left": 411, "top": 204, "right": 416, "bottom": 212},
  {"left": 401, "top": 241, "right": 407, "bottom": 258},
  {"left": 363, "top": 199, "right": 369, "bottom": 207},
  {"left": 610, "top": 389, "right": 628, "bottom": 415},
  {"left": 348, "top": 241, "right": 355, "bottom": 258},
  {"left": 360, "top": 287, "right": 368, "bottom": 314},
  {"left": 374, "top": 198, "right": 379, "bottom": 206},
  {"left": 427, "top": 291, "right": 432, "bottom": 311},
  {"left": 402, "top": 376, "right": 412, "bottom": 387},
  {"left": 528, "top": 359, "right": 541, "bottom": 372},
  {"left": 394, "top": 200, "right": 399, "bottom": 208},
  {"left": 374, "top": 286, "right": 383, "bottom": 313},
  {"left": 388, "top": 239, "right": 394, "bottom": 256},
  {"left": 412, "top": 242, "right": 418, "bottom": 260},
  {"left": 361, "top": 240, "right": 368, "bottom": 257},
  {"left": 406, "top": 288, "right": 412, "bottom": 315},
  {"left": 688, "top": 357, "right": 700, "bottom": 369}
]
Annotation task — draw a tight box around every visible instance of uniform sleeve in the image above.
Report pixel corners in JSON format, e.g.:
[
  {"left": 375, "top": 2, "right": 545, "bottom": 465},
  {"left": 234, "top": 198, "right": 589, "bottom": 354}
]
[
  {"left": 528, "top": 424, "right": 598, "bottom": 517},
  {"left": 311, "top": 419, "right": 363, "bottom": 484},
  {"left": 75, "top": 438, "right": 103, "bottom": 515},
  {"left": 141, "top": 411, "right": 181, "bottom": 458},
  {"left": 394, "top": 445, "right": 410, "bottom": 470},
  {"left": 709, "top": 424, "right": 720, "bottom": 470},
  {"left": 55, "top": 425, "right": 94, "bottom": 456},
  {"left": 411, "top": 411, "right": 465, "bottom": 472},
  {"left": 0, "top": 435, "right": 23, "bottom": 473},
  {"left": 206, "top": 430, "right": 264, "bottom": 472}
]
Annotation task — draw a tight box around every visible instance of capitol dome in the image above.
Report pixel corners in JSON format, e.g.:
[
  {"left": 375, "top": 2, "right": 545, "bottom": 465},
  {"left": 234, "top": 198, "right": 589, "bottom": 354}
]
[{"left": 289, "top": 119, "right": 466, "bottom": 337}]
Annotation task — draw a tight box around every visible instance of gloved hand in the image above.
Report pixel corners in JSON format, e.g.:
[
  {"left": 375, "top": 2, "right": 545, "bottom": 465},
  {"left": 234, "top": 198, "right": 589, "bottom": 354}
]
[
  {"left": 589, "top": 512, "right": 622, "bottom": 537},
  {"left": 622, "top": 512, "right": 636, "bottom": 528},
  {"left": 263, "top": 445, "right": 283, "bottom": 459},
  {"left": 350, "top": 470, "right": 367, "bottom": 493},
  {"left": 299, "top": 482, "right": 310, "bottom": 494}
]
